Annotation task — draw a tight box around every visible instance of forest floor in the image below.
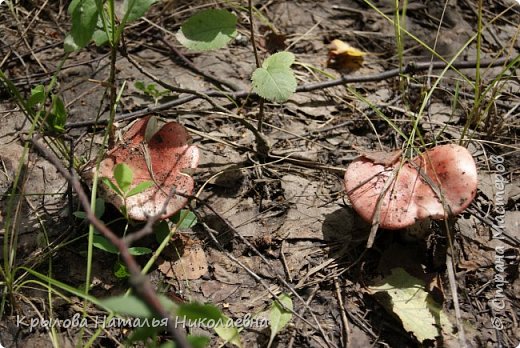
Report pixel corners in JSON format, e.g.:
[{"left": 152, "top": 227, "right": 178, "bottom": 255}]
[{"left": 0, "top": 0, "right": 519, "bottom": 347}]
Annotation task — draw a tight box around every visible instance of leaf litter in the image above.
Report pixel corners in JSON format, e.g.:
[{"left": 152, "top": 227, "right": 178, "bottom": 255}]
[{"left": 0, "top": 0, "right": 519, "bottom": 347}]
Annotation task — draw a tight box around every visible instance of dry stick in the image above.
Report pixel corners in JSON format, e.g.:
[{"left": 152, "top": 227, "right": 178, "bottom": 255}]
[
  {"left": 286, "top": 284, "right": 320, "bottom": 348},
  {"left": 361, "top": 165, "right": 399, "bottom": 248},
  {"left": 446, "top": 254, "right": 467, "bottom": 348},
  {"left": 122, "top": 186, "right": 179, "bottom": 246},
  {"left": 65, "top": 56, "right": 515, "bottom": 129},
  {"left": 30, "top": 136, "right": 190, "bottom": 348},
  {"left": 157, "top": 36, "right": 241, "bottom": 92},
  {"left": 247, "top": 0, "right": 266, "bottom": 133},
  {"left": 199, "top": 221, "right": 323, "bottom": 332},
  {"left": 334, "top": 278, "right": 350, "bottom": 348},
  {"left": 190, "top": 209, "right": 334, "bottom": 348},
  {"left": 120, "top": 46, "right": 270, "bottom": 155}
]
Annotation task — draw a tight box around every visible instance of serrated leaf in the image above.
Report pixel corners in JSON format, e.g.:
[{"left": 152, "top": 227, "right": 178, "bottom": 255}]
[
  {"left": 100, "top": 294, "right": 177, "bottom": 317},
  {"left": 114, "top": 163, "right": 133, "bottom": 193},
  {"left": 176, "top": 9, "right": 237, "bottom": 51},
  {"left": 268, "top": 293, "right": 293, "bottom": 347},
  {"left": 124, "top": 0, "right": 158, "bottom": 22},
  {"left": 126, "top": 180, "right": 154, "bottom": 198},
  {"left": 252, "top": 52, "right": 296, "bottom": 103},
  {"left": 367, "top": 268, "right": 454, "bottom": 342},
  {"left": 65, "top": 0, "right": 98, "bottom": 52}
]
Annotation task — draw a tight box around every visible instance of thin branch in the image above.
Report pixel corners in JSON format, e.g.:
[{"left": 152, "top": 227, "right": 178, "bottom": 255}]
[
  {"left": 29, "top": 135, "right": 190, "bottom": 348},
  {"left": 248, "top": 0, "right": 261, "bottom": 68},
  {"left": 65, "top": 56, "right": 516, "bottom": 129},
  {"left": 158, "top": 36, "right": 241, "bottom": 92}
]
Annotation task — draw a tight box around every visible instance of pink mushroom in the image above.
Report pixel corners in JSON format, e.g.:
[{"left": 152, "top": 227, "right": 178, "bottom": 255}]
[
  {"left": 344, "top": 144, "right": 477, "bottom": 230},
  {"left": 97, "top": 116, "right": 199, "bottom": 221}
]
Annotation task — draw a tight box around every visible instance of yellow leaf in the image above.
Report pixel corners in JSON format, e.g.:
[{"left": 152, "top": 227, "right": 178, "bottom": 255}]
[{"left": 327, "top": 39, "right": 366, "bottom": 72}]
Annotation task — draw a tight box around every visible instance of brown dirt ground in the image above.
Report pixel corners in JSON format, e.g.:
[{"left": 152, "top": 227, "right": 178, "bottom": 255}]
[{"left": 0, "top": 0, "right": 519, "bottom": 347}]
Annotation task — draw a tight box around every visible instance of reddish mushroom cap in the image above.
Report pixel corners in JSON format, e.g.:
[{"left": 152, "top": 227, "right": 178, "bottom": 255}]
[
  {"left": 97, "top": 116, "right": 199, "bottom": 221},
  {"left": 344, "top": 144, "right": 477, "bottom": 229}
]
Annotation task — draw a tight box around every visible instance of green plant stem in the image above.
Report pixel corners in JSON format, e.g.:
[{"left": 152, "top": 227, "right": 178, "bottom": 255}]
[
  {"left": 469, "top": 0, "right": 483, "bottom": 131},
  {"left": 247, "top": 0, "right": 266, "bottom": 134},
  {"left": 0, "top": 53, "right": 68, "bottom": 316}
]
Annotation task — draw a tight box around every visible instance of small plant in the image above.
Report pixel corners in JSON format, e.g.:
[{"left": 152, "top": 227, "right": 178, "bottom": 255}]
[
  {"left": 101, "top": 162, "right": 154, "bottom": 217},
  {"left": 134, "top": 81, "right": 171, "bottom": 105},
  {"left": 251, "top": 51, "right": 297, "bottom": 103},
  {"left": 267, "top": 293, "right": 293, "bottom": 348},
  {"left": 96, "top": 116, "right": 199, "bottom": 221}
]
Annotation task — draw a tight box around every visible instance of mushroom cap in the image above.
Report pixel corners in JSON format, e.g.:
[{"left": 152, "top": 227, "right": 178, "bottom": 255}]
[
  {"left": 344, "top": 144, "right": 477, "bottom": 229},
  {"left": 98, "top": 116, "right": 199, "bottom": 221}
]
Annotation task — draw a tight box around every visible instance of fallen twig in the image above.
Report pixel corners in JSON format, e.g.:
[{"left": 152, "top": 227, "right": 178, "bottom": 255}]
[
  {"left": 65, "top": 56, "right": 517, "bottom": 129},
  {"left": 29, "top": 135, "right": 190, "bottom": 348}
]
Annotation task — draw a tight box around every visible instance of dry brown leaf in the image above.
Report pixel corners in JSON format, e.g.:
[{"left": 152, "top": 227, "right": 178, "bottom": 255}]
[
  {"left": 158, "top": 235, "right": 208, "bottom": 280},
  {"left": 327, "top": 39, "right": 366, "bottom": 72},
  {"left": 354, "top": 147, "right": 403, "bottom": 167}
]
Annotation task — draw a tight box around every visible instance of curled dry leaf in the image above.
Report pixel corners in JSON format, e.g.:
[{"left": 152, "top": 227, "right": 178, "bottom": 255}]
[
  {"left": 96, "top": 116, "right": 199, "bottom": 221},
  {"left": 327, "top": 39, "right": 366, "bottom": 72},
  {"left": 344, "top": 144, "right": 478, "bottom": 229}
]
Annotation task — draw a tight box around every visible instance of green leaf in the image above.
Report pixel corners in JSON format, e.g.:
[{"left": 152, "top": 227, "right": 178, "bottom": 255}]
[
  {"left": 113, "top": 260, "right": 131, "bottom": 279},
  {"left": 100, "top": 294, "right": 177, "bottom": 317},
  {"left": 134, "top": 81, "right": 146, "bottom": 92},
  {"left": 186, "top": 335, "right": 211, "bottom": 348},
  {"left": 93, "top": 234, "right": 119, "bottom": 254},
  {"left": 158, "top": 341, "right": 175, "bottom": 348},
  {"left": 176, "top": 9, "right": 237, "bottom": 51},
  {"left": 94, "top": 197, "right": 105, "bottom": 219},
  {"left": 215, "top": 316, "right": 242, "bottom": 348},
  {"left": 154, "top": 220, "right": 171, "bottom": 244},
  {"left": 126, "top": 180, "right": 154, "bottom": 198},
  {"left": 155, "top": 336, "right": 211, "bottom": 348},
  {"left": 101, "top": 177, "right": 124, "bottom": 197},
  {"left": 252, "top": 52, "right": 297, "bottom": 103},
  {"left": 268, "top": 293, "right": 293, "bottom": 347},
  {"left": 128, "top": 246, "right": 152, "bottom": 256},
  {"left": 177, "top": 302, "right": 223, "bottom": 321},
  {"left": 124, "top": 0, "right": 158, "bottom": 23},
  {"left": 48, "top": 95, "right": 67, "bottom": 133},
  {"left": 65, "top": 0, "right": 99, "bottom": 52},
  {"left": 176, "top": 302, "right": 241, "bottom": 347},
  {"left": 92, "top": 29, "right": 109, "bottom": 46},
  {"left": 144, "top": 115, "right": 159, "bottom": 143},
  {"left": 128, "top": 325, "right": 162, "bottom": 343},
  {"left": 27, "top": 85, "right": 45, "bottom": 109},
  {"left": 75, "top": 197, "right": 105, "bottom": 220},
  {"left": 170, "top": 209, "right": 197, "bottom": 229},
  {"left": 367, "top": 268, "right": 454, "bottom": 342},
  {"left": 113, "top": 163, "right": 133, "bottom": 193},
  {"left": 73, "top": 211, "right": 86, "bottom": 219}
]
